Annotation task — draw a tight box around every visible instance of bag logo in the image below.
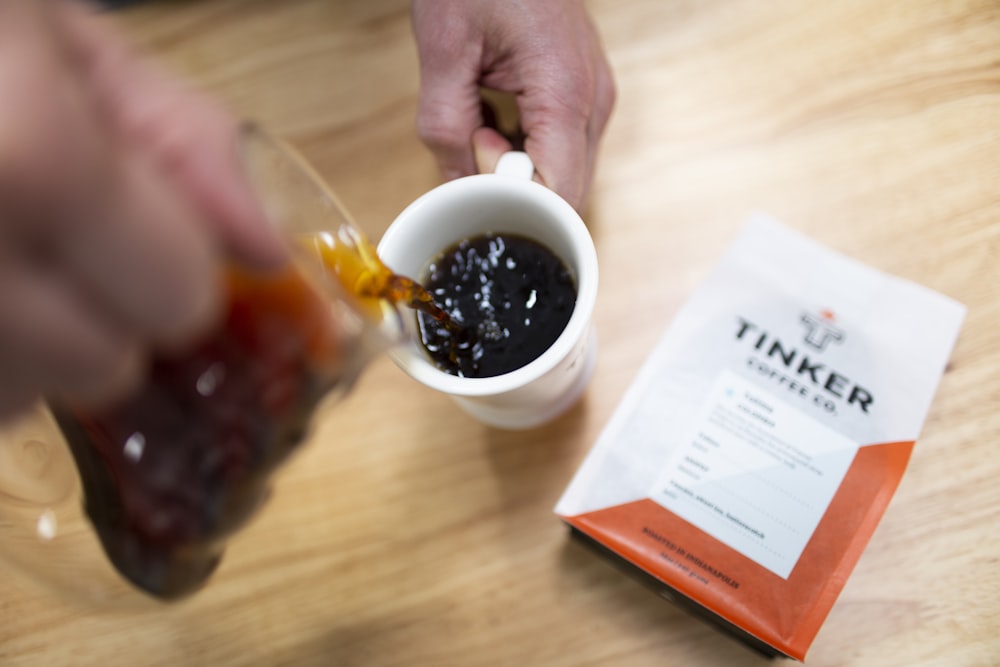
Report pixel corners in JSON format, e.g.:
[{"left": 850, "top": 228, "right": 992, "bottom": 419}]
[{"left": 800, "top": 310, "right": 845, "bottom": 352}]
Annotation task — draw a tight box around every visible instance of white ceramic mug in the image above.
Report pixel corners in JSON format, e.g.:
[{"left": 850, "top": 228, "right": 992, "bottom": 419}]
[{"left": 377, "top": 152, "right": 599, "bottom": 429}]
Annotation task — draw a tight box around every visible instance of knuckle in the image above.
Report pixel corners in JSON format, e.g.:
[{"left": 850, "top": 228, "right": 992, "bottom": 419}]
[{"left": 416, "top": 108, "right": 465, "bottom": 152}]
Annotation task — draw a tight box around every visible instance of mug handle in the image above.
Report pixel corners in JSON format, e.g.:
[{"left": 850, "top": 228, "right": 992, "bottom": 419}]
[{"left": 494, "top": 151, "right": 535, "bottom": 181}]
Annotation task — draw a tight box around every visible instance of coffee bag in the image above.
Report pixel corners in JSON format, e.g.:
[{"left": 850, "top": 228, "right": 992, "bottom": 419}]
[{"left": 555, "top": 215, "right": 965, "bottom": 660}]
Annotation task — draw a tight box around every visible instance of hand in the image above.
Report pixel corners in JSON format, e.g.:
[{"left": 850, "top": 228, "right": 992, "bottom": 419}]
[
  {"left": 410, "top": 0, "right": 616, "bottom": 211},
  {"left": 0, "top": 1, "right": 284, "bottom": 419}
]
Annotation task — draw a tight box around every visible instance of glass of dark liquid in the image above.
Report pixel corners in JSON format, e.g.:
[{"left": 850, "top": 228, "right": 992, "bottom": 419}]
[
  {"left": 0, "top": 126, "right": 436, "bottom": 605},
  {"left": 378, "top": 152, "right": 599, "bottom": 429}
]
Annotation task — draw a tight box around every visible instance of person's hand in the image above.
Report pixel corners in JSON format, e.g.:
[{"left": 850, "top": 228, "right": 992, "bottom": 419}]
[
  {"left": 0, "top": 1, "right": 284, "bottom": 420},
  {"left": 410, "top": 0, "right": 615, "bottom": 211}
]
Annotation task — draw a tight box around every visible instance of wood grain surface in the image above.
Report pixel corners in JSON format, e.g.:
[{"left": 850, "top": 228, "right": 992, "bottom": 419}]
[{"left": 1, "top": 1, "right": 998, "bottom": 665}]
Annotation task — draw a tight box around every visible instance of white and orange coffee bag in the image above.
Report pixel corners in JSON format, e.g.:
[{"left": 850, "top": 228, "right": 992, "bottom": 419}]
[{"left": 556, "top": 215, "right": 965, "bottom": 660}]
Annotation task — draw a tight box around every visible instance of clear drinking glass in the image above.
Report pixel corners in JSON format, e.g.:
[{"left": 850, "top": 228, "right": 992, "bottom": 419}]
[{"left": 0, "top": 125, "right": 404, "bottom": 607}]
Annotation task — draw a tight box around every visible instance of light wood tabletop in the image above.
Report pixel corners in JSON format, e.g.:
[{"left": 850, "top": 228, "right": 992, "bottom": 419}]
[{"left": 2, "top": 1, "right": 998, "bottom": 665}]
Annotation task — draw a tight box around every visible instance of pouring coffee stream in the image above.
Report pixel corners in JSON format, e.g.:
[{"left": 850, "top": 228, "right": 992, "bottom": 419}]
[
  {"left": 305, "top": 231, "right": 463, "bottom": 336},
  {"left": 305, "top": 230, "right": 474, "bottom": 366}
]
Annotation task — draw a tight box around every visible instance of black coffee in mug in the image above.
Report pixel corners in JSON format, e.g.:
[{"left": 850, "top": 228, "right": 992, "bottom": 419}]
[{"left": 417, "top": 232, "right": 576, "bottom": 378}]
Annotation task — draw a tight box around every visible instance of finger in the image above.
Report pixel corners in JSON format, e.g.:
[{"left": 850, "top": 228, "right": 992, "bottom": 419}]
[
  {"left": 582, "top": 44, "right": 617, "bottom": 206},
  {"left": 513, "top": 11, "right": 615, "bottom": 211},
  {"left": 0, "top": 262, "right": 143, "bottom": 411},
  {"left": 122, "top": 79, "right": 288, "bottom": 270},
  {"left": 60, "top": 1, "right": 286, "bottom": 270},
  {"left": 54, "top": 151, "right": 224, "bottom": 351},
  {"left": 416, "top": 76, "right": 484, "bottom": 182},
  {"left": 0, "top": 4, "right": 106, "bottom": 225},
  {"left": 588, "top": 42, "right": 617, "bottom": 149},
  {"left": 520, "top": 94, "right": 590, "bottom": 210},
  {"left": 411, "top": 8, "right": 484, "bottom": 181}
]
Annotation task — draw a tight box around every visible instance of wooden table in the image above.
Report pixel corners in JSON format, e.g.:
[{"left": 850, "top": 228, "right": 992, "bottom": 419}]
[{"left": 2, "top": 1, "right": 998, "bottom": 665}]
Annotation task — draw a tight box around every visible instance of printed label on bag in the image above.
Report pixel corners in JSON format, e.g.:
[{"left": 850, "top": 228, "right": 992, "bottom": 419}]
[{"left": 650, "top": 370, "right": 858, "bottom": 578}]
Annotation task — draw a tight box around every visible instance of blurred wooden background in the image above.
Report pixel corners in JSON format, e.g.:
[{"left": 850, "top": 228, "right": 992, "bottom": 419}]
[{"left": 2, "top": 1, "right": 998, "bottom": 665}]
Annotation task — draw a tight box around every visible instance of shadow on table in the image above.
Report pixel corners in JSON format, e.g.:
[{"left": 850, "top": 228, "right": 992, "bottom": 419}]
[{"left": 554, "top": 536, "right": 778, "bottom": 666}]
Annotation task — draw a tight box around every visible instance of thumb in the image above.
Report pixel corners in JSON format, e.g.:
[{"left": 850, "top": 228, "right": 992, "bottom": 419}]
[{"left": 472, "top": 127, "right": 513, "bottom": 175}]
